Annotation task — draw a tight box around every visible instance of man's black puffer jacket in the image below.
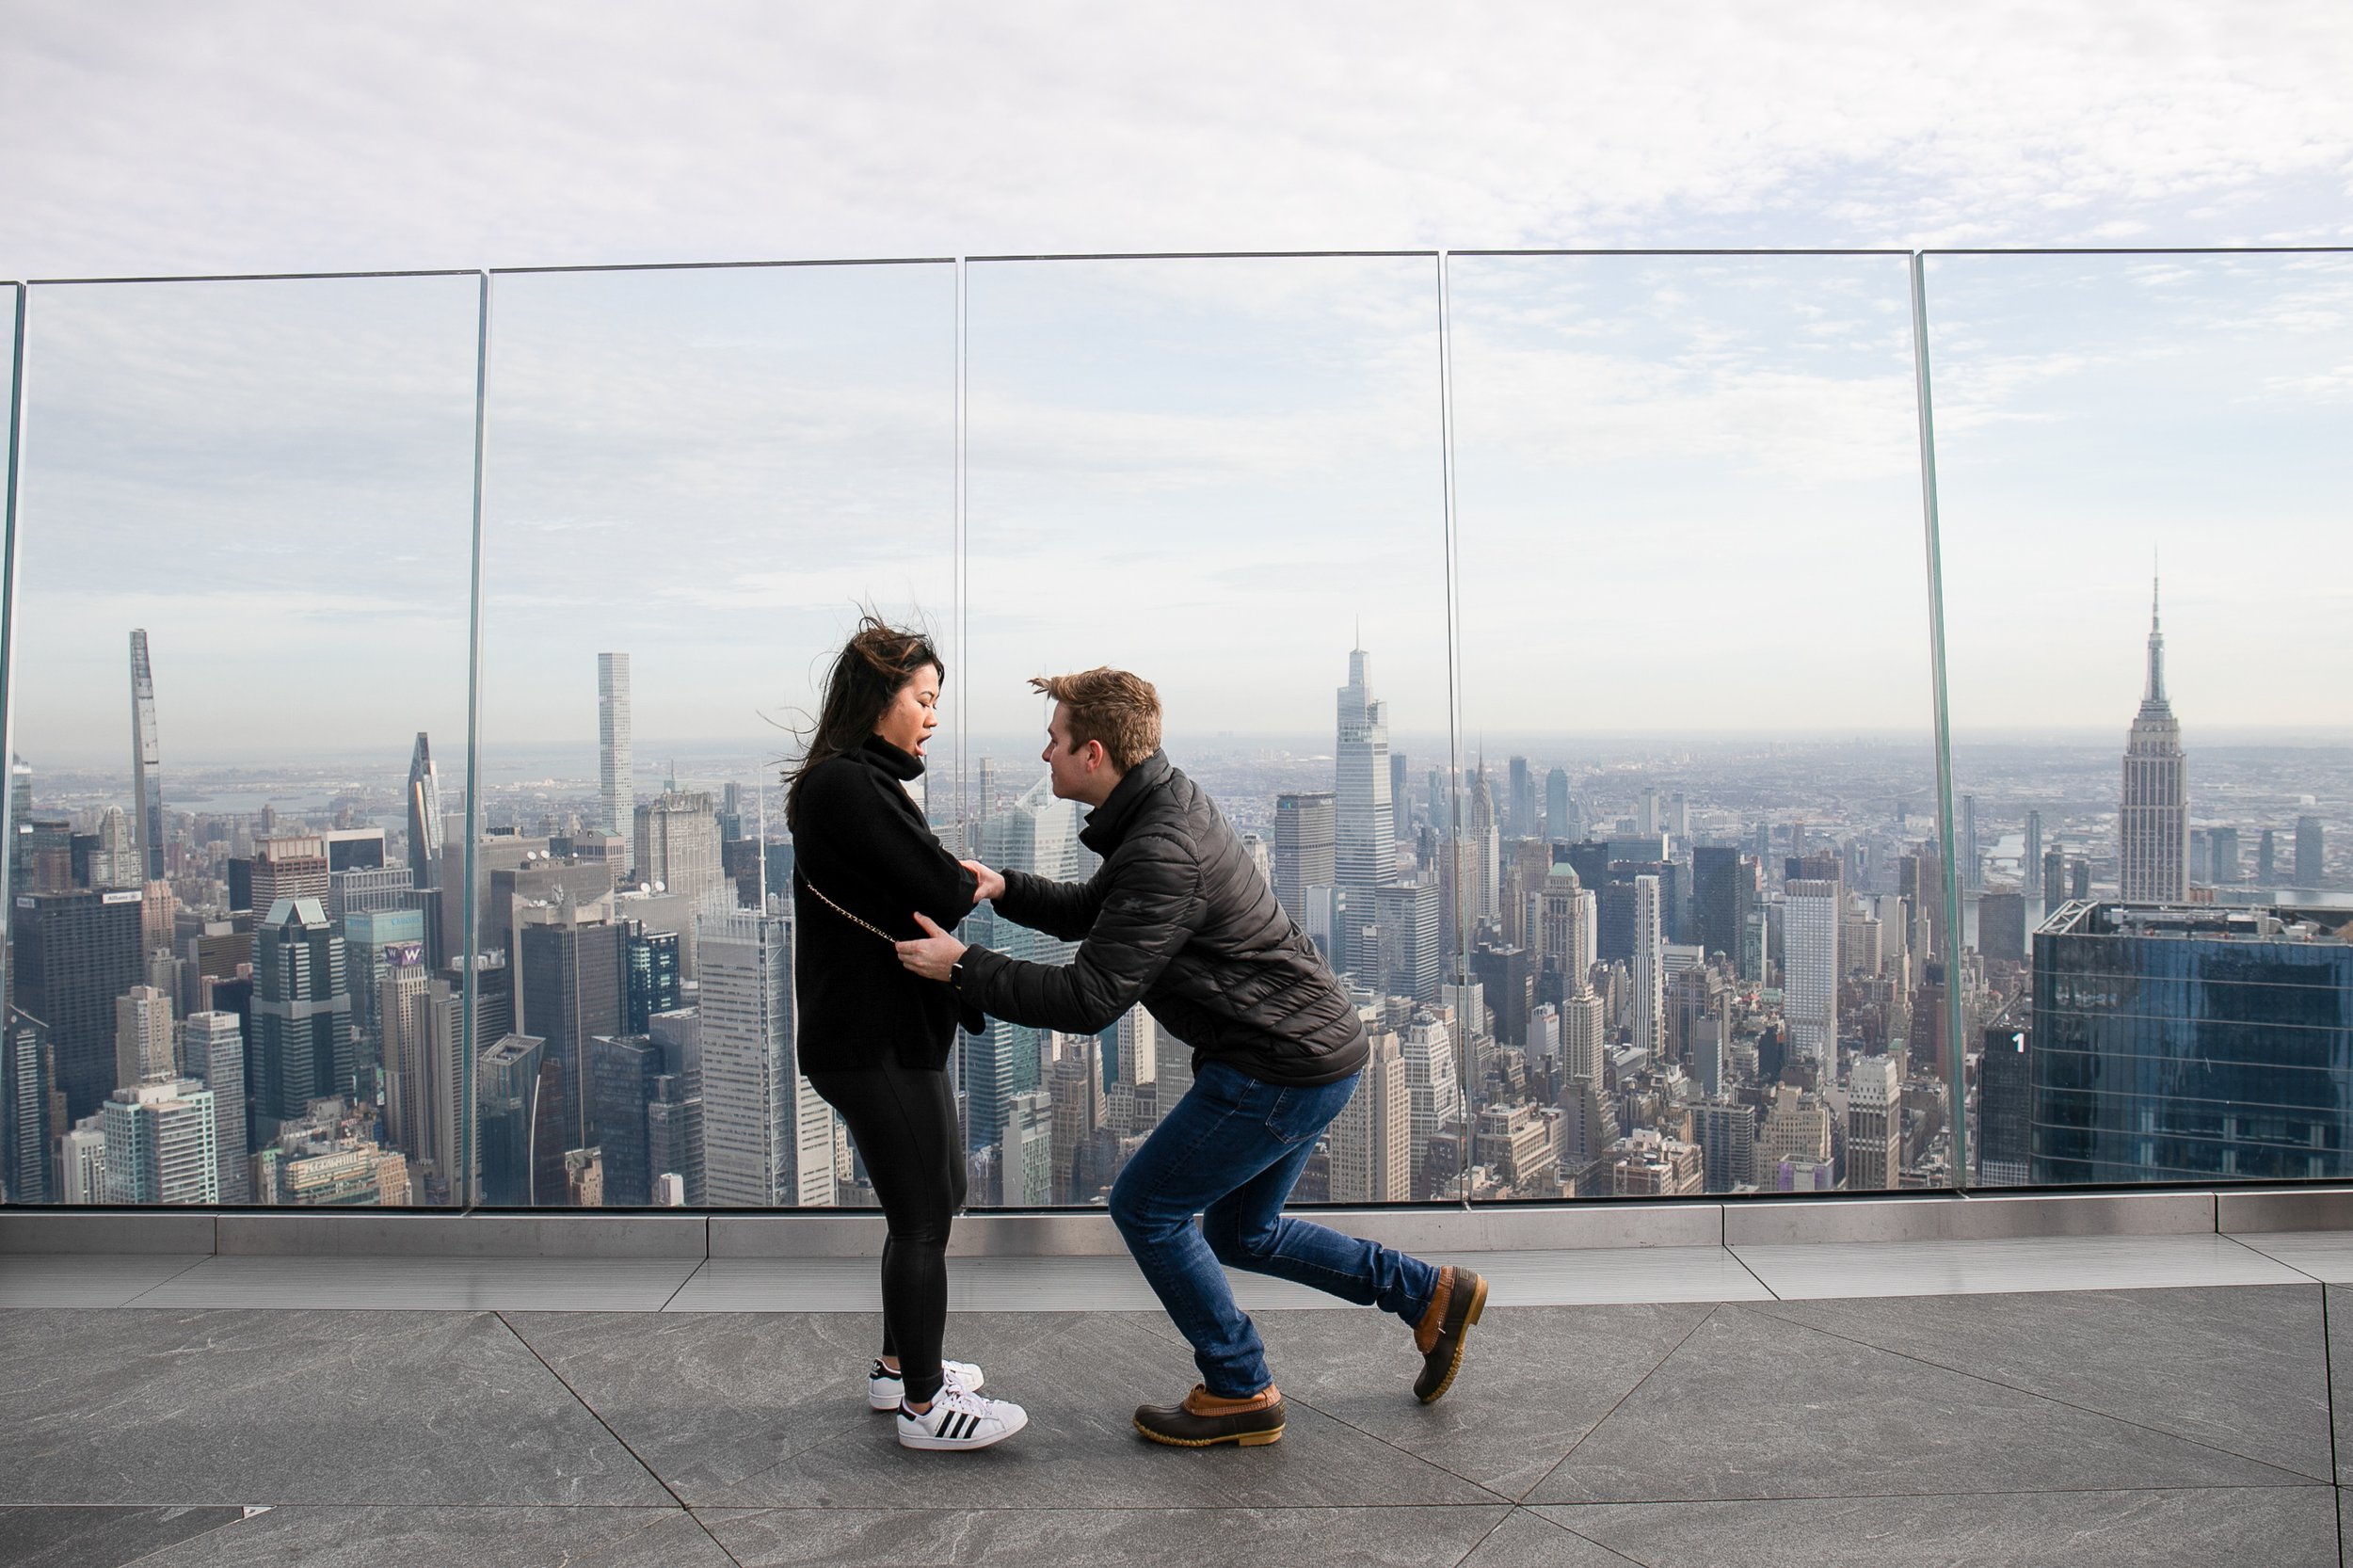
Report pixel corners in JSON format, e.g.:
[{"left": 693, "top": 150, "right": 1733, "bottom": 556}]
[{"left": 952, "top": 750, "right": 1369, "bottom": 1087}]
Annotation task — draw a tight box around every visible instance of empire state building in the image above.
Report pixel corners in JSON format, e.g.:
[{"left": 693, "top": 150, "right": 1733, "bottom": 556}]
[{"left": 2119, "top": 578, "right": 2188, "bottom": 903}]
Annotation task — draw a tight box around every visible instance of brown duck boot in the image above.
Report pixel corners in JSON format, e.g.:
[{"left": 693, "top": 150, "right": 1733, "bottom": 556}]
[
  {"left": 1132, "top": 1384, "right": 1287, "bottom": 1448},
  {"left": 1412, "top": 1265, "right": 1489, "bottom": 1402}
]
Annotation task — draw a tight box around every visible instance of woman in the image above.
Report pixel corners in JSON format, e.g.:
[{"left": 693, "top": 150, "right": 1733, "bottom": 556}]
[{"left": 786, "top": 616, "right": 1027, "bottom": 1451}]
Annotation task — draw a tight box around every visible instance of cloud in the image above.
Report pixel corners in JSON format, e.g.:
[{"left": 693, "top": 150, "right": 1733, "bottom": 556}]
[{"left": 4, "top": 1, "right": 2349, "bottom": 279}]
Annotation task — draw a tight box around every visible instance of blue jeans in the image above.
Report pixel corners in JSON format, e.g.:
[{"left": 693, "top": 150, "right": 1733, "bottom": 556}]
[{"left": 1109, "top": 1060, "right": 1442, "bottom": 1398}]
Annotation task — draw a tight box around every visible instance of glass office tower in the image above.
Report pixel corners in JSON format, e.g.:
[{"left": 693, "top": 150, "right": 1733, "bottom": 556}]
[{"left": 2031, "top": 903, "right": 2353, "bottom": 1184}]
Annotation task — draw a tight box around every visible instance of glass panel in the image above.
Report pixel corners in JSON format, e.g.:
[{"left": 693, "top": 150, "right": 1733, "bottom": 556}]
[
  {"left": 5, "top": 275, "right": 482, "bottom": 1207},
  {"left": 477, "top": 262, "right": 954, "bottom": 1208},
  {"left": 1929, "top": 250, "right": 2353, "bottom": 1188},
  {"left": 962, "top": 255, "right": 1451, "bottom": 1206},
  {"left": 1449, "top": 253, "right": 1937, "bottom": 1200}
]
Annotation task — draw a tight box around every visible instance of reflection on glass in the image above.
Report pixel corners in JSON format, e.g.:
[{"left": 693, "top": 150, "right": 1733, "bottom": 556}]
[
  {"left": 1449, "top": 253, "right": 1936, "bottom": 1201},
  {"left": 962, "top": 256, "right": 1450, "bottom": 1206},
  {"left": 477, "top": 263, "right": 954, "bottom": 1209},
  {"left": 1929, "top": 252, "right": 2353, "bottom": 1187},
  {"left": 3, "top": 277, "right": 482, "bottom": 1208}
]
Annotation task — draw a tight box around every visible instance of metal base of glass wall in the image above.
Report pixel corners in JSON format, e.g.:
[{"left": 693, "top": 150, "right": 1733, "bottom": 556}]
[{"left": 6, "top": 1187, "right": 2348, "bottom": 1259}]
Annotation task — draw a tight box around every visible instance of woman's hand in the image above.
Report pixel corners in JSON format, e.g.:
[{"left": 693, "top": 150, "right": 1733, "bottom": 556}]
[
  {"left": 896, "top": 912, "right": 968, "bottom": 982},
  {"left": 961, "top": 859, "right": 1006, "bottom": 903}
]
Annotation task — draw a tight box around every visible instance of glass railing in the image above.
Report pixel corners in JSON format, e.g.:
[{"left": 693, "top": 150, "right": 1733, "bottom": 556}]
[
  {"left": 1929, "top": 249, "right": 2353, "bottom": 1187},
  {"left": 0, "top": 249, "right": 2345, "bottom": 1213}
]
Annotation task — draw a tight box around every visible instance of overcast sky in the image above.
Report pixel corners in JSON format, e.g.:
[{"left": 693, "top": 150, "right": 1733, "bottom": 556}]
[
  {"left": 2, "top": 3, "right": 2349, "bottom": 769},
  {"left": 5, "top": 1, "right": 2349, "bottom": 275}
]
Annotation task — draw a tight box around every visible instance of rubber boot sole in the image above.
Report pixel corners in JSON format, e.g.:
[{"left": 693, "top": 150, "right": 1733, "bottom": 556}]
[
  {"left": 1417, "top": 1271, "right": 1489, "bottom": 1404},
  {"left": 1133, "top": 1417, "right": 1286, "bottom": 1448}
]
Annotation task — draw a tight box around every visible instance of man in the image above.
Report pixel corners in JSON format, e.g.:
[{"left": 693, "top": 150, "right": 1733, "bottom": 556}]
[{"left": 896, "top": 666, "right": 1484, "bottom": 1448}]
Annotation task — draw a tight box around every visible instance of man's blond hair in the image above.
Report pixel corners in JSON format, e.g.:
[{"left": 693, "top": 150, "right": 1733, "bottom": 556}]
[{"left": 1032, "top": 667, "right": 1161, "bottom": 772}]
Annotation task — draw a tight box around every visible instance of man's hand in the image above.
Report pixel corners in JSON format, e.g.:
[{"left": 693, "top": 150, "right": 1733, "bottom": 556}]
[
  {"left": 896, "top": 912, "right": 968, "bottom": 983},
  {"left": 961, "top": 859, "right": 1006, "bottom": 903}
]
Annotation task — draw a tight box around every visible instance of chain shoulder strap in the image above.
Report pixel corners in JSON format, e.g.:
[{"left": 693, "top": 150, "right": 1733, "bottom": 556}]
[{"left": 799, "top": 872, "right": 898, "bottom": 944}]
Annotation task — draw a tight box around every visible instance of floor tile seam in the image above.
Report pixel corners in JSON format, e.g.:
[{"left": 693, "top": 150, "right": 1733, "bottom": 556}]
[
  {"left": 1516, "top": 1304, "right": 1724, "bottom": 1503},
  {"left": 1079, "top": 1297, "right": 1535, "bottom": 1502},
  {"left": 1533, "top": 1480, "right": 2336, "bottom": 1508},
  {"left": 685, "top": 1414, "right": 907, "bottom": 1507},
  {"left": 2323, "top": 1285, "right": 2345, "bottom": 1564},
  {"left": 687, "top": 1500, "right": 1538, "bottom": 1514},
  {"left": 1719, "top": 1243, "right": 1782, "bottom": 1303},
  {"left": 2228, "top": 1232, "right": 2336, "bottom": 1287},
  {"left": 1721, "top": 1300, "right": 2336, "bottom": 1484},
  {"left": 489, "top": 1309, "right": 689, "bottom": 1510},
  {"left": 680, "top": 1505, "right": 752, "bottom": 1568},
  {"left": 85, "top": 1508, "right": 253, "bottom": 1568},
  {"left": 1528, "top": 1510, "right": 1660, "bottom": 1568},
  {"left": 1256, "top": 1389, "right": 1522, "bottom": 1504},
  {"left": 111, "top": 1255, "right": 217, "bottom": 1307}
]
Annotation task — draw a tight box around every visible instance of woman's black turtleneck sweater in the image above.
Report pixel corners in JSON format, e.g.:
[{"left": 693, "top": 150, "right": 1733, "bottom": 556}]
[{"left": 790, "top": 736, "right": 980, "bottom": 1073}]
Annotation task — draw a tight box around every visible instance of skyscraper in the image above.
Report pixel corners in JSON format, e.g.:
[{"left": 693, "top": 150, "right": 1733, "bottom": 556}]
[
  {"left": 2297, "top": 816, "right": 2325, "bottom": 887},
  {"left": 1372, "top": 877, "right": 1445, "bottom": 1002},
  {"left": 1536, "top": 863, "right": 1593, "bottom": 1000},
  {"left": 1545, "top": 767, "right": 1572, "bottom": 842},
  {"left": 103, "top": 1077, "right": 218, "bottom": 1204},
  {"left": 517, "top": 906, "right": 625, "bottom": 1159},
  {"left": 1327, "top": 1027, "right": 1410, "bottom": 1201},
  {"left": 634, "top": 791, "right": 725, "bottom": 904},
  {"left": 250, "top": 897, "right": 355, "bottom": 1129},
  {"left": 588, "top": 1032, "right": 664, "bottom": 1207},
  {"left": 2032, "top": 902, "right": 2352, "bottom": 1182},
  {"left": 1335, "top": 648, "right": 1396, "bottom": 901},
  {"left": 1690, "top": 846, "right": 1753, "bottom": 971},
  {"left": 1846, "top": 1054, "right": 1899, "bottom": 1190},
  {"left": 599, "top": 652, "right": 633, "bottom": 840},
  {"left": 2, "top": 1011, "right": 54, "bottom": 1202},
  {"left": 128, "top": 629, "right": 167, "bottom": 884},
  {"left": 624, "top": 923, "right": 682, "bottom": 1032},
  {"left": 698, "top": 904, "right": 832, "bottom": 1207},
  {"left": 11, "top": 888, "right": 146, "bottom": 1123},
  {"left": 963, "top": 776, "right": 1091, "bottom": 1154},
  {"left": 377, "top": 940, "right": 434, "bottom": 1160},
  {"left": 1401, "top": 1014, "right": 1464, "bottom": 1199},
  {"left": 1273, "top": 792, "right": 1337, "bottom": 925},
  {"left": 2209, "top": 825, "right": 2239, "bottom": 884},
  {"left": 113, "top": 984, "right": 174, "bottom": 1092},
  {"left": 1978, "top": 1020, "right": 2029, "bottom": 1186},
  {"left": 1507, "top": 757, "right": 1534, "bottom": 841},
  {"left": 181, "top": 1010, "right": 251, "bottom": 1203},
  {"left": 1629, "top": 875, "right": 1666, "bottom": 1057},
  {"left": 406, "top": 732, "right": 444, "bottom": 889},
  {"left": 2120, "top": 578, "right": 2188, "bottom": 903},
  {"left": 1960, "top": 794, "right": 1981, "bottom": 891},
  {"left": 1977, "top": 889, "right": 2027, "bottom": 965},
  {"left": 2024, "top": 810, "right": 2044, "bottom": 897},
  {"left": 1784, "top": 879, "right": 1841, "bottom": 1064}
]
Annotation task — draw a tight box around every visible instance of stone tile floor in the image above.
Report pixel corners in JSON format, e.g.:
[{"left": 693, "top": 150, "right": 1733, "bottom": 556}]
[{"left": 0, "top": 1246, "right": 2345, "bottom": 1566}]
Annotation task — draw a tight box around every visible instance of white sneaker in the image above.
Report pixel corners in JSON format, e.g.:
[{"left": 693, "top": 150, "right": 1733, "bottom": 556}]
[
  {"left": 895, "top": 1384, "right": 1029, "bottom": 1451},
  {"left": 868, "top": 1357, "right": 984, "bottom": 1411}
]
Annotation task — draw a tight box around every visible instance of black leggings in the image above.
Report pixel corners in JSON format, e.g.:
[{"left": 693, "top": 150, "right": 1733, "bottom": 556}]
[{"left": 807, "top": 1064, "right": 966, "bottom": 1404}]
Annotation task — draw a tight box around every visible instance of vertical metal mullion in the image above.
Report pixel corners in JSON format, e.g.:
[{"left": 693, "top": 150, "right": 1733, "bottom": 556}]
[
  {"left": 459, "top": 270, "right": 493, "bottom": 1209},
  {"left": 1435, "top": 249, "right": 1473, "bottom": 1209},
  {"left": 955, "top": 258, "right": 968, "bottom": 851},
  {"left": 0, "top": 286, "right": 26, "bottom": 921},
  {"left": 1909, "top": 252, "right": 1969, "bottom": 1192}
]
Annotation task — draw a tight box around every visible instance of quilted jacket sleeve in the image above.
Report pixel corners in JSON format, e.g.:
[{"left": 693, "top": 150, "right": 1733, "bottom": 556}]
[
  {"left": 993, "top": 865, "right": 1108, "bottom": 942},
  {"left": 954, "top": 831, "right": 1201, "bottom": 1035}
]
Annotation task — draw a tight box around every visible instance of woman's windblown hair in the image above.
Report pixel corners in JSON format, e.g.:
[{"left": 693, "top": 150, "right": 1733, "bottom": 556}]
[{"left": 783, "top": 615, "right": 945, "bottom": 831}]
